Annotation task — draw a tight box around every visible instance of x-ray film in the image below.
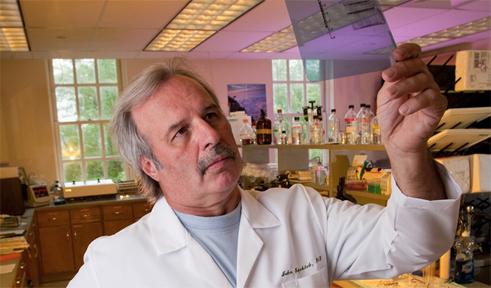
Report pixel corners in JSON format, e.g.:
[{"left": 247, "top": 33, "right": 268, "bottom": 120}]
[{"left": 285, "top": 0, "right": 397, "bottom": 80}]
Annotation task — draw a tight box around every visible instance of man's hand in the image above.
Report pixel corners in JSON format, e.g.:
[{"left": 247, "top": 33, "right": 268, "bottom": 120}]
[{"left": 377, "top": 43, "right": 447, "bottom": 200}]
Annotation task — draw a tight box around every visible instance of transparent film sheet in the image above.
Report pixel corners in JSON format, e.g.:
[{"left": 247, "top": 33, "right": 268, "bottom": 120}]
[{"left": 285, "top": 0, "right": 396, "bottom": 80}]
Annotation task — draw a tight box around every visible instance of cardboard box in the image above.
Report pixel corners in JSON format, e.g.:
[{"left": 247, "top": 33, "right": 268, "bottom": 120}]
[
  {"left": 436, "top": 156, "right": 470, "bottom": 193},
  {"left": 470, "top": 154, "right": 491, "bottom": 192},
  {"left": 455, "top": 50, "right": 491, "bottom": 91}
]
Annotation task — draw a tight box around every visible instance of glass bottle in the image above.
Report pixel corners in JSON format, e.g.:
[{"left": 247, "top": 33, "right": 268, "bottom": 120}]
[
  {"left": 327, "top": 109, "right": 340, "bottom": 143},
  {"left": 371, "top": 115, "right": 381, "bottom": 144},
  {"left": 255, "top": 109, "right": 272, "bottom": 145},
  {"left": 302, "top": 107, "right": 310, "bottom": 144},
  {"left": 50, "top": 180, "right": 65, "bottom": 205},
  {"left": 291, "top": 116, "right": 303, "bottom": 145},
  {"left": 311, "top": 115, "right": 323, "bottom": 144},
  {"left": 344, "top": 105, "right": 357, "bottom": 144},
  {"left": 274, "top": 109, "right": 290, "bottom": 145},
  {"left": 355, "top": 104, "right": 367, "bottom": 144},
  {"left": 239, "top": 117, "right": 255, "bottom": 145},
  {"left": 360, "top": 104, "right": 372, "bottom": 144}
]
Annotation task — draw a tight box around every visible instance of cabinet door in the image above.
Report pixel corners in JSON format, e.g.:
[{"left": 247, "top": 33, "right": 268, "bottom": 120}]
[
  {"left": 26, "top": 221, "right": 40, "bottom": 287},
  {"left": 72, "top": 222, "right": 103, "bottom": 270},
  {"left": 38, "top": 226, "right": 75, "bottom": 274},
  {"left": 132, "top": 201, "right": 153, "bottom": 220},
  {"left": 103, "top": 219, "right": 133, "bottom": 235}
]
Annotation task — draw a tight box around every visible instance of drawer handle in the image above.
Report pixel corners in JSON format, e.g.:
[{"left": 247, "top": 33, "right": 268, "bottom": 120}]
[
  {"left": 114, "top": 211, "right": 120, "bottom": 215},
  {"left": 83, "top": 214, "right": 88, "bottom": 218},
  {"left": 16, "top": 280, "right": 21, "bottom": 285},
  {"left": 51, "top": 217, "right": 57, "bottom": 221},
  {"left": 66, "top": 232, "right": 70, "bottom": 239},
  {"left": 73, "top": 231, "right": 77, "bottom": 237}
]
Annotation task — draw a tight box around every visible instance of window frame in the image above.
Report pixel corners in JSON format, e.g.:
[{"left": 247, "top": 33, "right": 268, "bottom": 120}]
[
  {"left": 271, "top": 59, "right": 328, "bottom": 165},
  {"left": 49, "top": 58, "right": 128, "bottom": 183}
]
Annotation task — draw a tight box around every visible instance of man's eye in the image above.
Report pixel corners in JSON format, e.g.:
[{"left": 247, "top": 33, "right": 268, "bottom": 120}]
[
  {"left": 205, "top": 112, "right": 219, "bottom": 121},
  {"left": 173, "top": 127, "right": 188, "bottom": 140}
]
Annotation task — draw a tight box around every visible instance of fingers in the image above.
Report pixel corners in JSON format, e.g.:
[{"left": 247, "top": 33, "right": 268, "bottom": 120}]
[
  {"left": 392, "top": 43, "right": 422, "bottom": 62},
  {"left": 386, "top": 71, "right": 437, "bottom": 100},
  {"left": 382, "top": 57, "right": 428, "bottom": 82},
  {"left": 399, "top": 88, "right": 447, "bottom": 116}
]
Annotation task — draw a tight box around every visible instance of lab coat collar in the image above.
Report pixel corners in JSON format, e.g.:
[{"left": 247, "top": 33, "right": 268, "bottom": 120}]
[
  {"left": 239, "top": 188, "right": 281, "bottom": 229},
  {"left": 148, "top": 196, "right": 188, "bottom": 255},
  {"left": 147, "top": 187, "right": 280, "bottom": 255}
]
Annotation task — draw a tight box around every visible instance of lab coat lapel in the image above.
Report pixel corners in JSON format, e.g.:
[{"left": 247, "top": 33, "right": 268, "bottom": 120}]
[
  {"left": 237, "top": 189, "right": 280, "bottom": 288},
  {"left": 148, "top": 197, "right": 231, "bottom": 287}
]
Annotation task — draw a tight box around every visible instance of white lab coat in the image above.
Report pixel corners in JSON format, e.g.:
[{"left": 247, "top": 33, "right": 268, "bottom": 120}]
[{"left": 69, "top": 167, "right": 461, "bottom": 288}]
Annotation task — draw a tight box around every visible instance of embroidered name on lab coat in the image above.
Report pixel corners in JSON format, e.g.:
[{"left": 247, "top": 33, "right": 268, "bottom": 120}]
[{"left": 281, "top": 256, "right": 322, "bottom": 278}]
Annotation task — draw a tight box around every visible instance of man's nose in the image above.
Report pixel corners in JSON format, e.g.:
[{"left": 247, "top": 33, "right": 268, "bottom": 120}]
[{"left": 196, "top": 118, "right": 221, "bottom": 150}]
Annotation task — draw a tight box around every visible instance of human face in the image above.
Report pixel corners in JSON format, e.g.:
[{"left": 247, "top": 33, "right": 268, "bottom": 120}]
[{"left": 131, "top": 76, "right": 242, "bottom": 216}]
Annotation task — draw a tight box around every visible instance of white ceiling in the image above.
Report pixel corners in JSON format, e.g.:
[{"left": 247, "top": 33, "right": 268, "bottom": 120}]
[{"left": 1, "top": 0, "right": 490, "bottom": 59}]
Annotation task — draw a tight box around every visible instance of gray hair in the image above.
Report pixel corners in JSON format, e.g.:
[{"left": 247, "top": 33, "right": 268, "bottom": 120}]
[{"left": 111, "top": 58, "right": 220, "bottom": 204}]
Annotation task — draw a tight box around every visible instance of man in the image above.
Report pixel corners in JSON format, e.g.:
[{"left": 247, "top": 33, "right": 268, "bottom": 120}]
[{"left": 69, "top": 44, "right": 461, "bottom": 287}]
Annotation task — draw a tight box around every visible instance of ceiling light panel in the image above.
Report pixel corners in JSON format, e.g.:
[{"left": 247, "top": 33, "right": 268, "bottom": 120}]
[
  {"left": 402, "top": 16, "right": 491, "bottom": 48},
  {"left": 241, "top": 26, "right": 297, "bottom": 53},
  {"left": 146, "top": 0, "right": 263, "bottom": 52},
  {"left": 0, "top": 27, "right": 28, "bottom": 51},
  {"left": 0, "top": 0, "right": 29, "bottom": 51}
]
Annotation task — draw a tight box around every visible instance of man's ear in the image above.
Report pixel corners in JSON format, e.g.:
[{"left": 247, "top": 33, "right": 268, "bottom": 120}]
[{"left": 140, "top": 157, "right": 160, "bottom": 181}]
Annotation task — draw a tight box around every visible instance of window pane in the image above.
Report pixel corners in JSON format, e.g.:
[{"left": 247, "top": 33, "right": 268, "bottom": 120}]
[
  {"left": 307, "top": 83, "right": 321, "bottom": 107},
  {"left": 60, "top": 125, "right": 81, "bottom": 160},
  {"left": 86, "top": 160, "right": 104, "bottom": 180},
  {"left": 82, "top": 124, "right": 102, "bottom": 157},
  {"left": 63, "top": 162, "right": 82, "bottom": 182},
  {"left": 305, "top": 59, "right": 321, "bottom": 81},
  {"left": 75, "top": 59, "right": 96, "bottom": 84},
  {"left": 289, "top": 59, "right": 304, "bottom": 81},
  {"left": 55, "top": 87, "right": 77, "bottom": 122},
  {"left": 272, "top": 59, "right": 287, "bottom": 81},
  {"left": 78, "top": 86, "right": 98, "bottom": 120},
  {"left": 290, "top": 83, "right": 304, "bottom": 113},
  {"left": 273, "top": 83, "right": 288, "bottom": 113},
  {"left": 108, "top": 159, "right": 125, "bottom": 182},
  {"left": 52, "top": 59, "right": 74, "bottom": 84},
  {"left": 104, "top": 124, "right": 118, "bottom": 156},
  {"left": 100, "top": 86, "right": 118, "bottom": 119},
  {"left": 97, "top": 59, "right": 117, "bottom": 83},
  {"left": 309, "top": 150, "right": 325, "bottom": 165}
]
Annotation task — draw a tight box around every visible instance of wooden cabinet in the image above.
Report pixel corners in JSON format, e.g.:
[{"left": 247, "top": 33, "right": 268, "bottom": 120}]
[
  {"left": 35, "top": 199, "right": 148, "bottom": 282},
  {"left": 25, "top": 217, "right": 40, "bottom": 287},
  {"left": 36, "top": 210, "right": 75, "bottom": 276},
  {"left": 38, "top": 225, "right": 75, "bottom": 275},
  {"left": 70, "top": 207, "right": 103, "bottom": 270},
  {"left": 102, "top": 204, "right": 133, "bottom": 235},
  {"left": 132, "top": 201, "right": 153, "bottom": 220}
]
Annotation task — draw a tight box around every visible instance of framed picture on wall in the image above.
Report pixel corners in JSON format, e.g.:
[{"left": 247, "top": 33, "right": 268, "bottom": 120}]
[{"left": 227, "top": 84, "right": 266, "bottom": 124}]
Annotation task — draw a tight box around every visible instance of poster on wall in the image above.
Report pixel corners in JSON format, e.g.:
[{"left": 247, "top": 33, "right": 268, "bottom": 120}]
[{"left": 227, "top": 84, "right": 266, "bottom": 124}]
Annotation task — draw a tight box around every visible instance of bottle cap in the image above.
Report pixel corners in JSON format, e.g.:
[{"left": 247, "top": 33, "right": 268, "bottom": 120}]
[
  {"left": 331, "top": 109, "right": 336, "bottom": 112},
  {"left": 348, "top": 105, "right": 354, "bottom": 108}
]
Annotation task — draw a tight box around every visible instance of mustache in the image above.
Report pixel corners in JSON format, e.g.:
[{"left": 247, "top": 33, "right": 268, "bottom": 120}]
[{"left": 198, "top": 144, "right": 236, "bottom": 176}]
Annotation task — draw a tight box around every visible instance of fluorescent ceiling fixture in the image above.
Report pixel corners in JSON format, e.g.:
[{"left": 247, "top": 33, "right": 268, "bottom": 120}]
[
  {"left": 0, "top": 0, "right": 29, "bottom": 51},
  {"left": 145, "top": 0, "right": 263, "bottom": 52},
  {"left": 402, "top": 16, "right": 491, "bottom": 48},
  {"left": 241, "top": 26, "right": 297, "bottom": 53}
]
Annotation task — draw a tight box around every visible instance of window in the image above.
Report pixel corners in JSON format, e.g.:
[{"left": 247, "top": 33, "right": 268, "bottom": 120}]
[
  {"left": 51, "top": 59, "right": 126, "bottom": 183},
  {"left": 272, "top": 59, "right": 325, "bottom": 163},
  {"left": 272, "top": 59, "right": 323, "bottom": 115}
]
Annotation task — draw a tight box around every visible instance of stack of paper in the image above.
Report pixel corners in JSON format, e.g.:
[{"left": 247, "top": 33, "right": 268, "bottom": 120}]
[{"left": 0, "top": 236, "right": 29, "bottom": 255}]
